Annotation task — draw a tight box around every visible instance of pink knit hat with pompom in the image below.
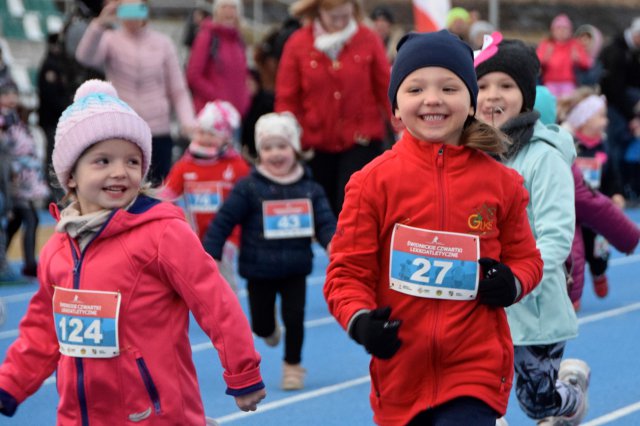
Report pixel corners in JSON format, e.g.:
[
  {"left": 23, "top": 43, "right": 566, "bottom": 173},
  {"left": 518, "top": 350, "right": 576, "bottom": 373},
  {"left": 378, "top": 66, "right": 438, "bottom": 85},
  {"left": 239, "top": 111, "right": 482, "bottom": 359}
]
[{"left": 53, "top": 79, "right": 152, "bottom": 192}]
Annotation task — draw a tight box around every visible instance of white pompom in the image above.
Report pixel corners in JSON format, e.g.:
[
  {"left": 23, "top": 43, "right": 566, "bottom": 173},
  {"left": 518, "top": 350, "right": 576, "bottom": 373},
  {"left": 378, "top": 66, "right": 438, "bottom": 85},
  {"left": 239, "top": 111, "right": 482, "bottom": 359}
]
[{"left": 73, "top": 79, "right": 118, "bottom": 101}]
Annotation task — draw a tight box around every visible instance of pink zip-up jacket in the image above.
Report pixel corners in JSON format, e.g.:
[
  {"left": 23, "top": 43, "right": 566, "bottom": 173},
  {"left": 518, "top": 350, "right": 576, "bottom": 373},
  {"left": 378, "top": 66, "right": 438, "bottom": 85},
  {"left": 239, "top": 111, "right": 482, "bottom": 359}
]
[
  {"left": 76, "top": 21, "right": 196, "bottom": 136},
  {"left": 0, "top": 196, "right": 263, "bottom": 425},
  {"left": 186, "top": 18, "right": 249, "bottom": 115}
]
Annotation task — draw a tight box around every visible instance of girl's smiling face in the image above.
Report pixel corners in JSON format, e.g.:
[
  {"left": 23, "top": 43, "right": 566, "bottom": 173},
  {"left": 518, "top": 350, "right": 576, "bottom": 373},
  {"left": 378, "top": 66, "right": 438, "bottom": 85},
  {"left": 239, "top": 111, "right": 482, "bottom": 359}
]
[
  {"left": 394, "top": 66, "right": 474, "bottom": 145},
  {"left": 476, "top": 71, "right": 524, "bottom": 129},
  {"left": 68, "top": 138, "right": 143, "bottom": 214},
  {"left": 258, "top": 137, "right": 297, "bottom": 177}
]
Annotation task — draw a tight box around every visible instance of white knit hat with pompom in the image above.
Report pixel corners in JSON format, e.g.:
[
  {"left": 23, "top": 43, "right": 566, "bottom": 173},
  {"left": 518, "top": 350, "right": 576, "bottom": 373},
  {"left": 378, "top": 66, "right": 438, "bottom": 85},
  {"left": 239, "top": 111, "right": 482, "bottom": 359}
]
[{"left": 53, "top": 79, "right": 152, "bottom": 192}]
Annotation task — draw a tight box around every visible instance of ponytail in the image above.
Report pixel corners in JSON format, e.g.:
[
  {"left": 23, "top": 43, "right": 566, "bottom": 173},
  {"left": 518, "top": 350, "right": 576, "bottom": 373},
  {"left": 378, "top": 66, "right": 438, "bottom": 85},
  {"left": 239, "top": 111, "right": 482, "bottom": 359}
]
[{"left": 459, "top": 116, "right": 511, "bottom": 158}]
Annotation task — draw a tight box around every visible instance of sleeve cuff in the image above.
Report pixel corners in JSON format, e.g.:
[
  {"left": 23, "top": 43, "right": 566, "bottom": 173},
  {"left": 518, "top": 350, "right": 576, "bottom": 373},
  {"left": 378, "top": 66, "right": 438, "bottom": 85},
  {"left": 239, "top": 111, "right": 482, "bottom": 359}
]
[
  {"left": 0, "top": 388, "right": 18, "bottom": 417},
  {"left": 225, "top": 381, "right": 265, "bottom": 397}
]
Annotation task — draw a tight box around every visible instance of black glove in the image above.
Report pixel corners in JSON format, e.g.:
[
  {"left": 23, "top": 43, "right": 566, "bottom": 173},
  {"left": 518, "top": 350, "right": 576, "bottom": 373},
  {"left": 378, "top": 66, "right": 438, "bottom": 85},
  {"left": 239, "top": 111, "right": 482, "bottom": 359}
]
[
  {"left": 478, "top": 258, "right": 518, "bottom": 307},
  {"left": 350, "top": 307, "right": 402, "bottom": 359}
]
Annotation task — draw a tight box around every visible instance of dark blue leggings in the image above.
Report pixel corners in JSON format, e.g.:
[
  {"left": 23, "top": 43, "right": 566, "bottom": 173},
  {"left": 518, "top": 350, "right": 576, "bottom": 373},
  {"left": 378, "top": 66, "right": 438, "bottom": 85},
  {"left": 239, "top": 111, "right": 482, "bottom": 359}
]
[
  {"left": 406, "top": 397, "right": 498, "bottom": 426},
  {"left": 247, "top": 275, "right": 307, "bottom": 364}
]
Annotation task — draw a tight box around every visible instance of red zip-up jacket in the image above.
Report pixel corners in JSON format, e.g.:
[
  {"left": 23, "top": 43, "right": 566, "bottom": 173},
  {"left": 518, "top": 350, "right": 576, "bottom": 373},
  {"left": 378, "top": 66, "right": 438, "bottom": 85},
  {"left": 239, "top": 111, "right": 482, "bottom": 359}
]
[
  {"left": 324, "top": 133, "right": 542, "bottom": 425},
  {"left": 0, "top": 197, "right": 263, "bottom": 425},
  {"left": 275, "top": 24, "right": 391, "bottom": 153}
]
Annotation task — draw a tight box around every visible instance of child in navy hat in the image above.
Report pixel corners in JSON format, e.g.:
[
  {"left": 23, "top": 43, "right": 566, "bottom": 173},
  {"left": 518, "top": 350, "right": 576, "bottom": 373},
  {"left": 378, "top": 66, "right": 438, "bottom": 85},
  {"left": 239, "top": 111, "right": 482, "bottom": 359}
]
[
  {"left": 324, "top": 30, "right": 543, "bottom": 425},
  {"left": 475, "top": 33, "right": 590, "bottom": 425}
]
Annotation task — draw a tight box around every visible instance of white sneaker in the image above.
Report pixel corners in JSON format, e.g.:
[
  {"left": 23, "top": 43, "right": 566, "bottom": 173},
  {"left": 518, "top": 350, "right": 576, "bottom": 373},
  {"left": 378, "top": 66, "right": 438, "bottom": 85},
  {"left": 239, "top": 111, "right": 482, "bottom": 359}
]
[
  {"left": 205, "top": 417, "right": 220, "bottom": 426},
  {"left": 496, "top": 417, "right": 509, "bottom": 426},
  {"left": 554, "top": 359, "right": 591, "bottom": 426}
]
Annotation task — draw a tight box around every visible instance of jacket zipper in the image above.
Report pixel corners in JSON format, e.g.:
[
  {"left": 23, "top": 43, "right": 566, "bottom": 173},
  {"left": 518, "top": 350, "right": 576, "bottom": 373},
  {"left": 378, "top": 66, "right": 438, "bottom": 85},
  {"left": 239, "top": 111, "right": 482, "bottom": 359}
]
[
  {"left": 68, "top": 210, "right": 118, "bottom": 426},
  {"left": 136, "top": 357, "right": 162, "bottom": 414},
  {"left": 431, "top": 146, "right": 446, "bottom": 403}
]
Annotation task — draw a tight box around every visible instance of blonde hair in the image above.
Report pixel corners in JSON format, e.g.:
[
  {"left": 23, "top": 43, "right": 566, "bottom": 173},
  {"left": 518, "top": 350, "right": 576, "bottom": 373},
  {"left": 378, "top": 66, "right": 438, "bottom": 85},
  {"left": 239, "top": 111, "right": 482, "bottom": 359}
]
[
  {"left": 290, "top": 0, "right": 363, "bottom": 21},
  {"left": 459, "top": 117, "right": 512, "bottom": 157}
]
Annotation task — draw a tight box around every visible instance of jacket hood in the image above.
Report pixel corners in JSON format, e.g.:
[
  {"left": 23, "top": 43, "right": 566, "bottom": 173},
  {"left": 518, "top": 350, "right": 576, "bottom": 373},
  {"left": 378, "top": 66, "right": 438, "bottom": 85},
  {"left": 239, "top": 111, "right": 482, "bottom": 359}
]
[
  {"left": 50, "top": 195, "right": 186, "bottom": 240},
  {"left": 531, "top": 120, "right": 577, "bottom": 166}
]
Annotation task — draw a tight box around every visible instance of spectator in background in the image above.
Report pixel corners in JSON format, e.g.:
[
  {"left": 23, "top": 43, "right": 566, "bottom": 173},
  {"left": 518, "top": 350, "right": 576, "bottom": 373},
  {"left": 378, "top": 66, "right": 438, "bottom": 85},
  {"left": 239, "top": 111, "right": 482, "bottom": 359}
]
[
  {"left": 368, "top": 5, "right": 404, "bottom": 64},
  {"left": 183, "top": 0, "right": 212, "bottom": 49},
  {"left": 37, "top": 32, "right": 72, "bottom": 202},
  {"left": 241, "top": 19, "right": 301, "bottom": 160},
  {"left": 446, "top": 7, "right": 471, "bottom": 42},
  {"left": 187, "top": 0, "right": 250, "bottom": 117},
  {"left": 276, "top": 0, "right": 391, "bottom": 215},
  {"left": 0, "top": 79, "right": 24, "bottom": 284},
  {"left": 75, "top": 0, "right": 196, "bottom": 185},
  {"left": 574, "top": 24, "right": 604, "bottom": 87},
  {"left": 536, "top": 13, "right": 592, "bottom": 99},
  {"left": 599, "top": 17, "right": 640, "bottom": 200},
  {"left": 468, "top": 20, "right": 496, "bottom": 50},
  {"left": 0, "top": 80, "right": 48, "bottom": 278}
]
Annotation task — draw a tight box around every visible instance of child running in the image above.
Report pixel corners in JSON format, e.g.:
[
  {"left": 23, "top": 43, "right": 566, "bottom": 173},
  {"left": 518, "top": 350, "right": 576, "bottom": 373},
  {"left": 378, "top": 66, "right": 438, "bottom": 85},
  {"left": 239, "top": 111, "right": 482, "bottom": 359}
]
[
  {"left": 323, "top": 30, "right": 543, "bottom": 426},
  {"left": 204, "top": 112, "right": 336, "bottom": 391},
  {"left": 163, "top": 100, "right": 250, "bottom": 290},
  {"left": 475, "top": 33, "right": 589, "bottom": 425},
  {"left": 0, "top": 80, "right": 266, "bottom": 423}
]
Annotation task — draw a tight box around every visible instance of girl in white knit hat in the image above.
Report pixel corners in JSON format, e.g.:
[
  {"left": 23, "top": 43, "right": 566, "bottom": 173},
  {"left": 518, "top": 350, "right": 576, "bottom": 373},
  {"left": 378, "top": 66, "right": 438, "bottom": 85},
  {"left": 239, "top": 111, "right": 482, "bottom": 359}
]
[
  {"left": 0, "top": 80, "right": 266, "bottom": 423},
  {"left": 204, "top": 111, "right": 336, "bottom": 390}
]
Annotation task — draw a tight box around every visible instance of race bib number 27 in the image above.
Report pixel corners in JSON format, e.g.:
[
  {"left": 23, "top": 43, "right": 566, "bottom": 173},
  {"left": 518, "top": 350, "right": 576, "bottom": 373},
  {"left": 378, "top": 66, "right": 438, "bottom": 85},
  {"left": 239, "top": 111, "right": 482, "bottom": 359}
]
[{"left": 389, "top": 224, "right": 480, "bottom": 300}]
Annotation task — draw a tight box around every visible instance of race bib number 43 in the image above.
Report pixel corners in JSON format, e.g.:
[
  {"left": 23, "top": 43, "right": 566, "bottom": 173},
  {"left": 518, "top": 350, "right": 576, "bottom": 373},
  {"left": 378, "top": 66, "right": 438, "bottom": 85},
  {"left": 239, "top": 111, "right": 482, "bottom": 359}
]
[
  {"left": 389, "top": 224, "right": 479, "bottom": 300},
  {"left": 262, "top": 199, "right": 314, "bottom": 239},
  {"left": 52, "top": 287, "right": 121, "bottom": 358}
]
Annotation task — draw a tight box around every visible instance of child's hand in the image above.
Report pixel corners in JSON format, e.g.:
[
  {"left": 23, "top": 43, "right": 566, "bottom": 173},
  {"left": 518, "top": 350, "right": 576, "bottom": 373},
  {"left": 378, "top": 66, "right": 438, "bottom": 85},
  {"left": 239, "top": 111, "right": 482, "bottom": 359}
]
[
  {"left": 326, "top": 242, "right": 332, "bottom": 255},
  {"left": 612, "top": 193, "right": 626, "bottom": 210},
  {"left": 234, "top": 388, "right": 266, "bottom": 412},
  {"left": 629, "top": 117, "right": 640, "bottom": 137}
]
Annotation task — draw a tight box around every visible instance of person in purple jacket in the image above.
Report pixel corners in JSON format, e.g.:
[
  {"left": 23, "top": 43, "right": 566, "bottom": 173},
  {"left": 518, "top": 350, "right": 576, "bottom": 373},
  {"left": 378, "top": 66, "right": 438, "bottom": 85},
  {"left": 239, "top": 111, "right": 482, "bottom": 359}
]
[{"left": 535, "top": 86, "right": 640, "bottom": 311}]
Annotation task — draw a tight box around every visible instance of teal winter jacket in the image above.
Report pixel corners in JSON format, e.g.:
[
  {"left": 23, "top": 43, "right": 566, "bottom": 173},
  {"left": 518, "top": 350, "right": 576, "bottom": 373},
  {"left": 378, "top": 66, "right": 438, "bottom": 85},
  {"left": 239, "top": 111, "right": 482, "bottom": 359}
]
[{"left": 504, "top": 119, "right": 578, "bottom": 345}]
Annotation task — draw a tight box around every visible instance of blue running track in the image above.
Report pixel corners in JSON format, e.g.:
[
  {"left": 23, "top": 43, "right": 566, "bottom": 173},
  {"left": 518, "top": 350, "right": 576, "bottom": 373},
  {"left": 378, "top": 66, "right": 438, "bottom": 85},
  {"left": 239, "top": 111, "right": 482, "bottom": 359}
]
[{"left": 1, "top": 210, "right": 640, "bottom": 425}]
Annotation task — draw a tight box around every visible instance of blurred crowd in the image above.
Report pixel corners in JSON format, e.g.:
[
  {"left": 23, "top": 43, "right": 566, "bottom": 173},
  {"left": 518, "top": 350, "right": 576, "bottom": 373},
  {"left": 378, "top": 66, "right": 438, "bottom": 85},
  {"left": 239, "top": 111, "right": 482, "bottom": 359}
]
[{"left": 0, "top": 1, "right": 638, "bottom": 288}]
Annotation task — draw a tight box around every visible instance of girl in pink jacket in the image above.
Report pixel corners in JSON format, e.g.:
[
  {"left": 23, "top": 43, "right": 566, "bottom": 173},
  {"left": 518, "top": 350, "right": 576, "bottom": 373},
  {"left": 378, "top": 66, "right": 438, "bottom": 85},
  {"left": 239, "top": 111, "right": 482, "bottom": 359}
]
[{"left": 0, "top": 80, "right": 265, "bottom": 425}]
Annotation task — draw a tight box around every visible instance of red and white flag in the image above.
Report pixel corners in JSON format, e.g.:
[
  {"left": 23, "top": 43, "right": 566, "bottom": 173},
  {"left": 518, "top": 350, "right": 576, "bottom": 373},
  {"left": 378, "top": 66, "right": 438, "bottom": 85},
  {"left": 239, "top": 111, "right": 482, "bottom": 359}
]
[{"left": 412, "top": 0, "right": 451, "bottom": 33}]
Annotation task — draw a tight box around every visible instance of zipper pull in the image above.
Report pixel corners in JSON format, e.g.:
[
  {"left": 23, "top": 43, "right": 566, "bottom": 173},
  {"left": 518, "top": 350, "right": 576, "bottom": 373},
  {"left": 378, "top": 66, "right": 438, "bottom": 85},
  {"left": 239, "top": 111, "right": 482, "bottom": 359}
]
[{"left": 436, "top": 146, "right": 444, "bottom": 168}]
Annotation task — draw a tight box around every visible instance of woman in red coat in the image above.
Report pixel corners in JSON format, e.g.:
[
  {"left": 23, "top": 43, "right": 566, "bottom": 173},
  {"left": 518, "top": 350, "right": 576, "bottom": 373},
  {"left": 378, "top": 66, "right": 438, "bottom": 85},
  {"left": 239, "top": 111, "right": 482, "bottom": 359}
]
[{"left": 275, "top": 0, "right": 391, "bottom": 215}]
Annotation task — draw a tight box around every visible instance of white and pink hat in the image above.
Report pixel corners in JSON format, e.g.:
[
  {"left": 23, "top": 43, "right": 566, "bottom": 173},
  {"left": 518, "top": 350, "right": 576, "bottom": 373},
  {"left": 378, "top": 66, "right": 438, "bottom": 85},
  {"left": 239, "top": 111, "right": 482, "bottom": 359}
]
[{"left": 53, "top": 79, "right": 152, "bottom": 192}]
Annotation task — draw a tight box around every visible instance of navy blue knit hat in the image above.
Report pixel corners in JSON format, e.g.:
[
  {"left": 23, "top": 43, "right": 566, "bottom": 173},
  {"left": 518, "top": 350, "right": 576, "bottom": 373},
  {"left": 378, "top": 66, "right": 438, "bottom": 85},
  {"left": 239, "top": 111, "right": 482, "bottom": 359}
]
[{"left": 388, "top": 30, "right": 478, "bottom": 111}]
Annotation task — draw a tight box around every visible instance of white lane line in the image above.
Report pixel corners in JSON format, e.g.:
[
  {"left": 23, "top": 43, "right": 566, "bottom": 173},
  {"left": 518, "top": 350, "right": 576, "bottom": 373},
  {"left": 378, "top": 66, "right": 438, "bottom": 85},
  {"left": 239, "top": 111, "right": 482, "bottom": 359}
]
[
  {"left": 577, "top": 301, "right": 640, "bottom": 325},
  {"left": 214, "top": 375, "right": 371, "bottom": 424},
  {"left": 582, "top": 400, "right": 640, "bottom": 425}
]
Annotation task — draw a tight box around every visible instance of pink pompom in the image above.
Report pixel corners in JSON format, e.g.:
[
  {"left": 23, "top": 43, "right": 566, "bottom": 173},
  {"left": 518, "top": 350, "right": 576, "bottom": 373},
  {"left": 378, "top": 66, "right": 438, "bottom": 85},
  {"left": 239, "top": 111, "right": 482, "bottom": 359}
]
[{"left": 73, "top": 79, "right": 118, "bottom": 101}]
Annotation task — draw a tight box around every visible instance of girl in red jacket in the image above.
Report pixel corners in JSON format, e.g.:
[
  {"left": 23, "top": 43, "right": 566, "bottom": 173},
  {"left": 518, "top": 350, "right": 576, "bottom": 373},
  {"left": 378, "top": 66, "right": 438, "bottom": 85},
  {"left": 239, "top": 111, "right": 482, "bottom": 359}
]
[
  {"left": 0, "top": 80, "right": 265, "bottom": 424},
  {"left": 163, "top": 100, "right": 250, "bottom": 292},
  {"left": 324, "top": 30, "right": 543, "bottom": 426}
]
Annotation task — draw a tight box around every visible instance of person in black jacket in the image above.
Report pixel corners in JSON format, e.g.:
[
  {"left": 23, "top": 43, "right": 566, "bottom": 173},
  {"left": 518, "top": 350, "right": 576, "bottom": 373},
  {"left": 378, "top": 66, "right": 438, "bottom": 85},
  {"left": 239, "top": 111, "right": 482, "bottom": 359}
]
[
  {"left": 37, "top": 33, "right": 72, "bottom": 201},
  {"left": 599, "top": 17, "right": 640, "bottom": 198},
  {"left": 204, "top": 112, "right": 335, "bottom": 392}
]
